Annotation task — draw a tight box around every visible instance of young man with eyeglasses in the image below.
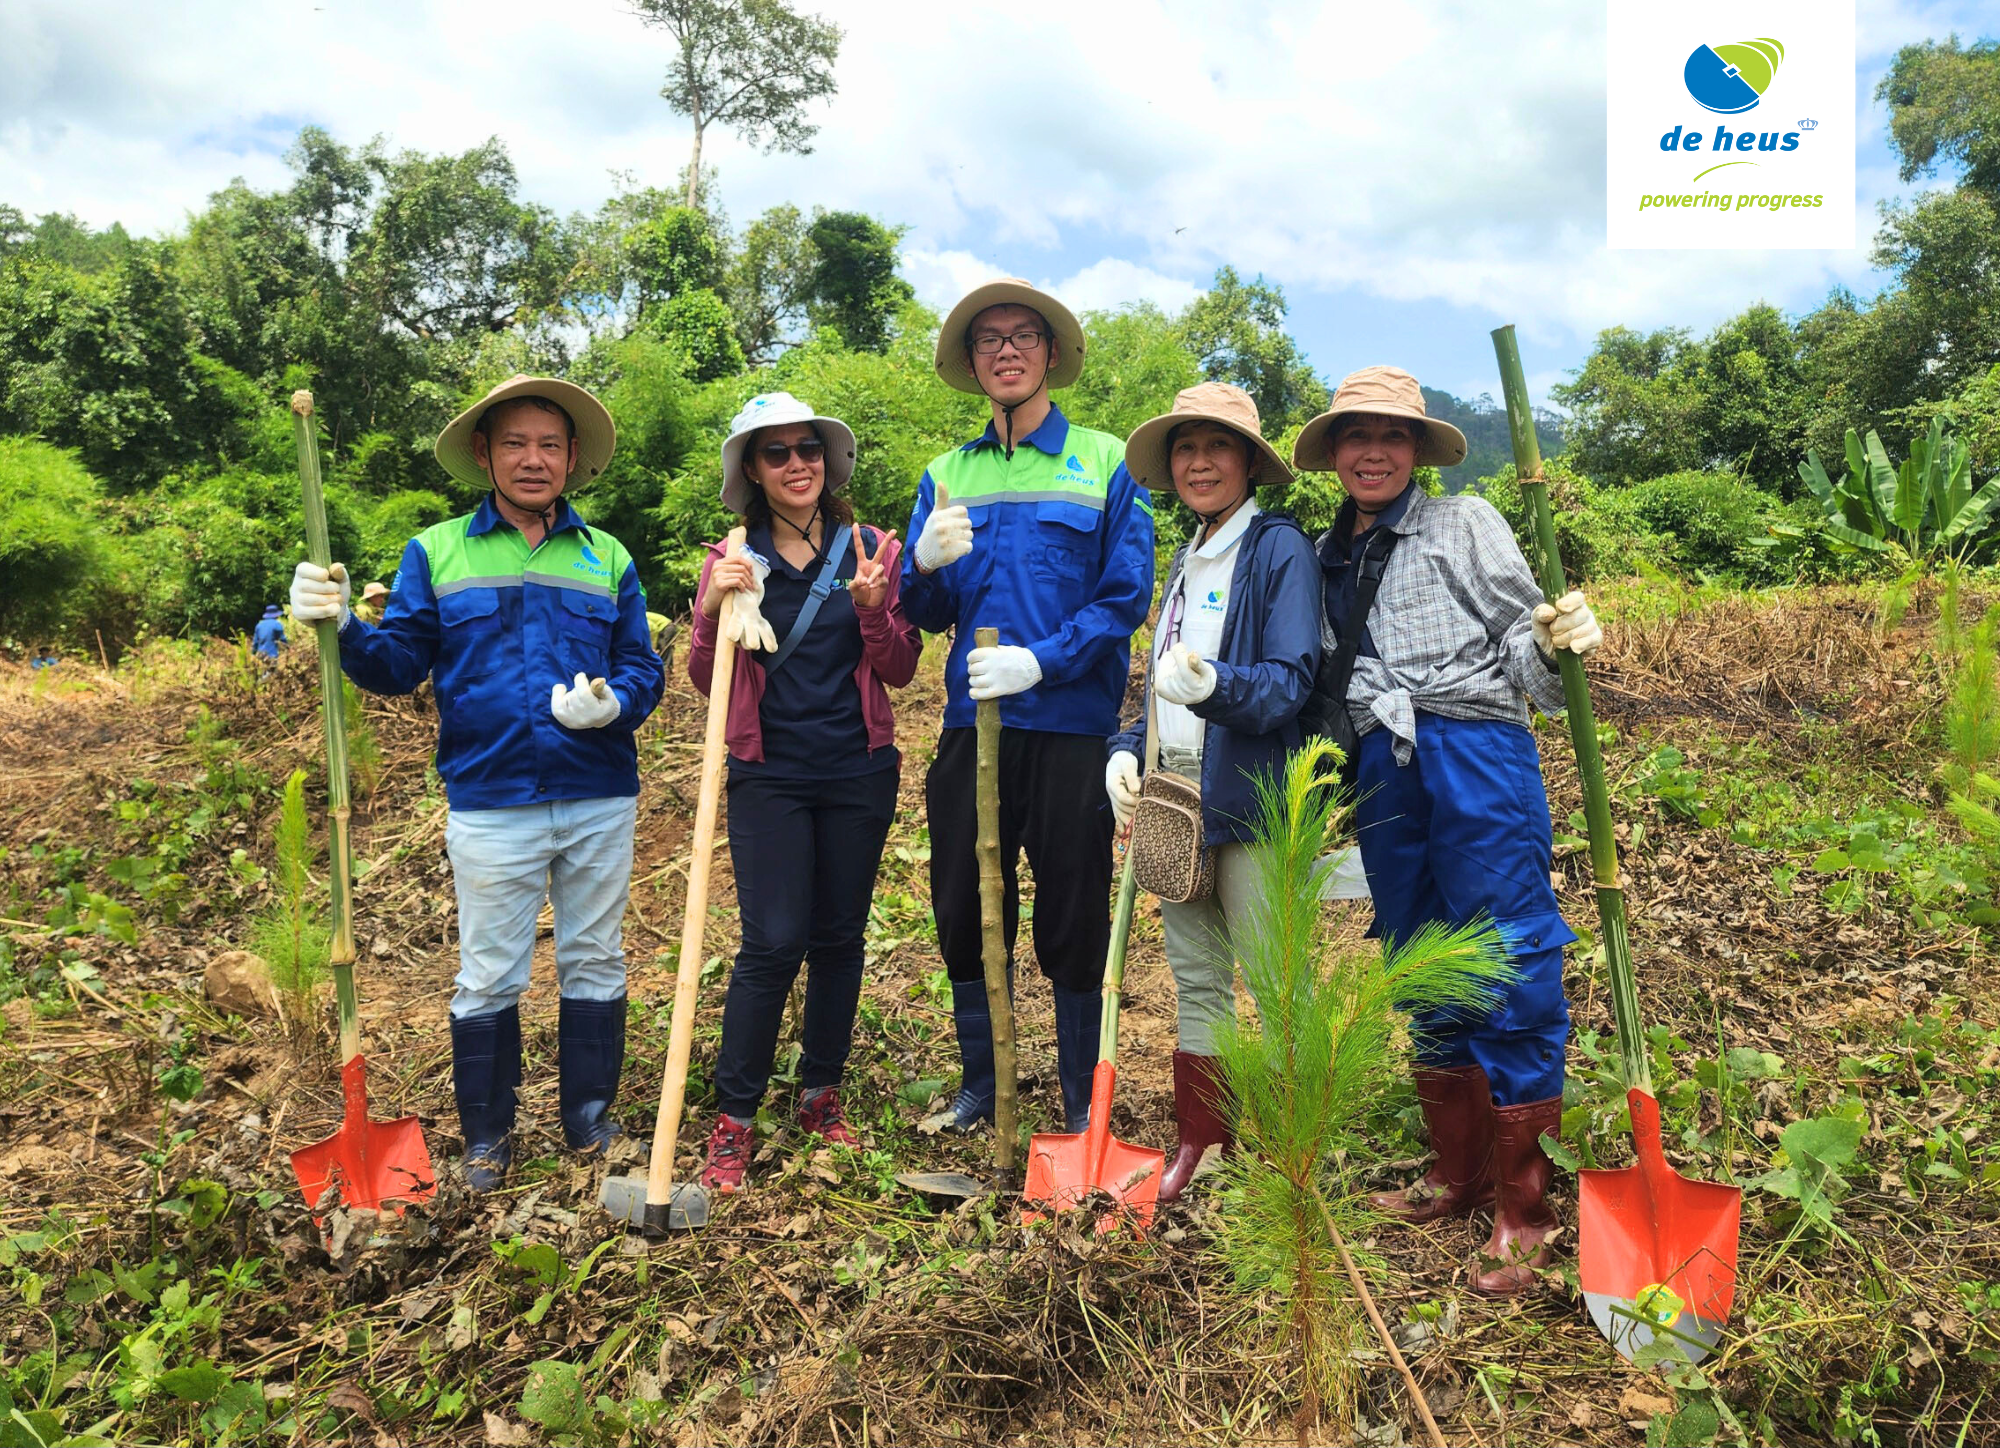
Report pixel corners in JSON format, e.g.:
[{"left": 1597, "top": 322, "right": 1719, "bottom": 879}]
[{"left": 900, "top": 279, "right": 1156, "bottom": 1135}]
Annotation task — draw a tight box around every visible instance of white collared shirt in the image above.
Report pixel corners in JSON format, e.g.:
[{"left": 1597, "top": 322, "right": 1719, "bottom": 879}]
[{"left": 1155, "top": 499, "right": 1259, "bottom": 753}]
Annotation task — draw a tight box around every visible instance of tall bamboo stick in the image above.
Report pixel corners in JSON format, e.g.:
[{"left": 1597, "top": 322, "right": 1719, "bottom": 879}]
[
  {"left": 290, "top": 391, "right": 359, "bottom": 1064},
  {"left": 1489, "top": 328, "right": 1648, "bottom": 1093},
  {"left": 973, "top": 626, "right": 1017, "bottom": 1180}
]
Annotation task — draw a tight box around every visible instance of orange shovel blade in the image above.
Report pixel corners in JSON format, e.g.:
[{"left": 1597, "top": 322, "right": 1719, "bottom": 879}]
[
  {"left": 1579, "top": 1088, "right": 1740, "bottom": 1364},
  {"left": 1022, "top": 1062, "right": 1163, "bottom": 1233},
  {"left": 290, "top": 1055, "right": 437, "bottom": 1215}
]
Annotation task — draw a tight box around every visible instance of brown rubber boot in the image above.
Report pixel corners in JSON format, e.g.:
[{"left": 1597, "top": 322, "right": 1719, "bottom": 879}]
[
  {"left": 1157, "top": 1052, "right": 1232, "bottom": 1204},
  {"left": 1369, "top": 1064, "right": 1496, "bottom": 1223},
  {"left": 1472, "top": 1096, "right": 1564, "bottom": 1295}
]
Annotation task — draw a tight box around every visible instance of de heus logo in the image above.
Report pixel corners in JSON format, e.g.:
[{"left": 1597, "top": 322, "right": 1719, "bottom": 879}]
[{"left": 1683, "top": 37, "right": 1783, "bottom": 114}]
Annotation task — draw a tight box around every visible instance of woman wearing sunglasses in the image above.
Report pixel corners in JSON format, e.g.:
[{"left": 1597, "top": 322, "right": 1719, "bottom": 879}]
[
  {"left": 688, "top": 392, "right": 921, "bottom": 1193},
  {"left": 1105, "top": 383, "right": 1322, "bottom": 1203}
]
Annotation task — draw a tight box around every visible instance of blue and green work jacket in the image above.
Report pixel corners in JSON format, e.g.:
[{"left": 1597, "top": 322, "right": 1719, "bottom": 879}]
[
  {"left": 338, "top": 495, "right": 665, "bottom": 810},
  {"left": 900, "top": 404, "right": 1155, "bottom": 735}
]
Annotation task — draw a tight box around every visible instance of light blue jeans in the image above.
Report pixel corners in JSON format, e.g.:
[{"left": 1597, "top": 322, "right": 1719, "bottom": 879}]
[{"left": 445, "top": 795, "right": 638, "bottom": 1019}]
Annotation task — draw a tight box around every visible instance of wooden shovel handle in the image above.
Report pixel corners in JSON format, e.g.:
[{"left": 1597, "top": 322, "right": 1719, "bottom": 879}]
[{"left": 646, "top": 526, "right": 745, "bottom": 1206}]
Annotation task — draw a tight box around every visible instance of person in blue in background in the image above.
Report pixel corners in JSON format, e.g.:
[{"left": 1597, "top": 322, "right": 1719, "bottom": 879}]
[
  {"left": 288, "top": 375, "right": 665, "bottom": 1191},
  {"left": 1296, "top": 365, "right": 1603, "bottom": 1294},
  {"left": 251, "top": 605, "right": 286, "bottom": 660},
  {"left": 1103, "top": 382, "right": 1321, "bottom": 1203},
  {"left": 901, "top": 278, "right": 1155, "bottom": 1136}
]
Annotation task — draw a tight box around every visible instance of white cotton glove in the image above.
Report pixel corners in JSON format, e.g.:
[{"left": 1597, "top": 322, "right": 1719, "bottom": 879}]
[
  {"left": 1532, "top": 590, "right": 1603, "bottom": 658},
  {"left": 1154, "top": 645, "right": 1218, "bottom": 706},
  {"left": 290, "top": 561, "right": 351, "bottom": 629},
  {"left": 914, "top": 482, "right": 973, "bottom": 573},
  {"left": 1105, "top": 751, "right": 1141, "bottom": 828},
  {"left": 551, "top": 672, "right": 621, "bottom": 729},
  {"left": 966, "top": 644, "right": 1042, "bottom": 700},
  {"left": 719, "top": 552, "right": 777, "bottom": 653}
]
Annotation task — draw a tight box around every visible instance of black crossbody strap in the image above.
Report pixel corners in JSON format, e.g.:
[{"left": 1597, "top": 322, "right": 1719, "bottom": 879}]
[
  {"left": 1325, "top": 524, "right": 1402, "bottom": 720},
  {"left": 764, "top": 523, "right": 853, "bottom": 677}
]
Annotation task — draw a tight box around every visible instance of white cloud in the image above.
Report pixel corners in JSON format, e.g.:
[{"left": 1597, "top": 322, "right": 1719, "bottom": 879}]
[{"left": 0, "top": 0, "right": 1981, "bottom": 378}]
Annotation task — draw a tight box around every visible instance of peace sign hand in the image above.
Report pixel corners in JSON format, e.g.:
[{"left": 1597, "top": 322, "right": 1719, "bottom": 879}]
[{"left": 849, "top": 526, "right": 896, "bottom": 611}]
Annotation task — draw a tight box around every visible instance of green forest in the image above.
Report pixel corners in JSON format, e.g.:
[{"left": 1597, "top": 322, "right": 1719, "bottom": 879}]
[{"left": 3, "top": 37, "right": 1997, "bottom": 654}]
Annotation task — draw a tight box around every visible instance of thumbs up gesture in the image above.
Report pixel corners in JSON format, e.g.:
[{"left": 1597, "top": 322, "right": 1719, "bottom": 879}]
[
  {"left": 914, "top": 481, "right": 973, "bottom": 574},
  {"left": 849, "top": 526, "right": 896, "bottom": 610}
]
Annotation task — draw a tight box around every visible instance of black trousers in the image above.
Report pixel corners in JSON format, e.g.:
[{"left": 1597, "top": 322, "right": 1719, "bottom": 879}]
[
  {"left": 714, "top": 767, "right": 898, "bottom": 1117},
  {"left": 925, "top": 727, "right": 1114, "bottom": 993}
]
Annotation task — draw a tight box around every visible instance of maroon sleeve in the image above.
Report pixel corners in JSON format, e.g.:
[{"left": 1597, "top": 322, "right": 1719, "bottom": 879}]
[{"left": 854, "top": 531, "right": 921, "bottom": 688}]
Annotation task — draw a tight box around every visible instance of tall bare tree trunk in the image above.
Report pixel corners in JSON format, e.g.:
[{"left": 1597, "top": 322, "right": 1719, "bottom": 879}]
[{"left": 684, "top": 107, "right": 705, "bottom": 210}]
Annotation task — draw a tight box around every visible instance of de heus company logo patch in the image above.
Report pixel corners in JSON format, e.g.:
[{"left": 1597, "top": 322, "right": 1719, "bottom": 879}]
[{"left": 1683, "top": 38, "right": 1784, "bottom": 114}]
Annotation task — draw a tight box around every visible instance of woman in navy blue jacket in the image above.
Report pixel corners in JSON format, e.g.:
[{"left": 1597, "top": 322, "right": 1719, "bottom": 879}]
[{"left": 1105, "top": 383, "right": 1322, "bottom": 1202}]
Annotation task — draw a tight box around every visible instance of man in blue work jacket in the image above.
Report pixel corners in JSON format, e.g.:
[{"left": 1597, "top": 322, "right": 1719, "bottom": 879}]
[
  {"left": 289, "top": 376, "right": 665, "bottom": 1191},
  {"left": 902, "top": 279, "right": 1156, "bottom": 1134}
]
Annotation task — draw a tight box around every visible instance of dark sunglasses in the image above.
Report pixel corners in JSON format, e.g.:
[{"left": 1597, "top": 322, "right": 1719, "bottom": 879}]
[{"left": 758, "top": 438, "right": 825, "bottom": 466}]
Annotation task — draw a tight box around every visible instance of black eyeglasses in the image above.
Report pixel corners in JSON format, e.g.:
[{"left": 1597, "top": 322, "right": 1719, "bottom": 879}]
[
  {"left": 758, "top": 438, "right": 825, "bottom": 466},
  {"left": 970, "top": 329, "right": 1048, "bottom": 356}
]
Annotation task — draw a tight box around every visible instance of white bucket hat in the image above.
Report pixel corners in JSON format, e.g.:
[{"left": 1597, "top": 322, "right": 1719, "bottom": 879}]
[
  {"left": 435, "top": 375, "right": 616, "bottom": 491},
  {"left": 719, "top": 392, "right": 858, "bottom": 515}
]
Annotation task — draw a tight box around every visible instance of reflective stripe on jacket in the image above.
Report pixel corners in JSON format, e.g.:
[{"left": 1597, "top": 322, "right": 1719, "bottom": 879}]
[
  {"left": 338, "top": 495, "right": 665, "bottom": 809},
  {"left": 899, "top": 404, "right": 1155, "bottom": 735}
]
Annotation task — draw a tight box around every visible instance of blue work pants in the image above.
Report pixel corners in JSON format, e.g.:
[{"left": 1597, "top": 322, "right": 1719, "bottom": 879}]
[{"left": 1353, "top": 714, "right": 1573, "bottom": 1105}]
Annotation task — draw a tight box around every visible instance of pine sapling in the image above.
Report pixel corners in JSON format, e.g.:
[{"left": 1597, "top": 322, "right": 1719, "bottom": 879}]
[
  {"left": 252, "top": 769, "right": 328, "bottom": 1024},
  {"left": 1213, "top": 739, "right": 1514, "bottom": 1443}
]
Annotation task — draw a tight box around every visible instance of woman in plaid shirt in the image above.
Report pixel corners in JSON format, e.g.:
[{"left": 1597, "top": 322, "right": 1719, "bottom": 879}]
[{"left": 1298, "top": 366, "right": 1603, "bottom": 1295}]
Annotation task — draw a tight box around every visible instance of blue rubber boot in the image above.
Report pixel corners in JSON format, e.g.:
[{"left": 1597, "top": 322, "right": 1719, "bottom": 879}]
[
  {"left": 451, "top": 1006, "right": 520, "bottom": 1192},
  {"left": 1052, "top": 985, "right": 1103, "bottom": 1134},
  {"left": 945, "top": 978, "right": 997, "bottom": 1130},
  {"left": 558, "top": 995, "right": 626, "bottom": 1155}
]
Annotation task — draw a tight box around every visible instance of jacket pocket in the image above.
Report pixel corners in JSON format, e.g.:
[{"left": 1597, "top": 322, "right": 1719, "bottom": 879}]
[
  {"left": 1027, "top": 500, "right": 1098, "bottom": 585},
  {"left": 437, "top": 588, "right": 503, "bottom": 678},
  {"left": 557, "top": 589, "right": 616, "bottom": 677}
]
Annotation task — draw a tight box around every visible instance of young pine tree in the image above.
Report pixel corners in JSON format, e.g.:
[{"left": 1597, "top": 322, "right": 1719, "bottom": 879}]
[{"left": 1214, "top": 739, "right": 1514, "bottom": 1441}]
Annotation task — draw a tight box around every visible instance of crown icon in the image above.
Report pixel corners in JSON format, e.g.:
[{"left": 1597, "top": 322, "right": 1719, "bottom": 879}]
[{"left": 1797, "top": 118, "right": 1819, "bottom": 130}]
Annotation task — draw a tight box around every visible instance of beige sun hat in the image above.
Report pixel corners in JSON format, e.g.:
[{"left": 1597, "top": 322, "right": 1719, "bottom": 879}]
[
  {"left": 1292, "top": 365, "right": 1468, "bottom": 471},
  {"left": 718, "top": 392, "right": 858, "bottom": 515},
  {"left": 1124, "top": 382, "right": 1294, "bottom": 492},
  {"left": 434, "top": 375, "right": 617, "bottom": 492},
  {"left": 933, "top": 277, "right": 1086, "bottom": 395}
]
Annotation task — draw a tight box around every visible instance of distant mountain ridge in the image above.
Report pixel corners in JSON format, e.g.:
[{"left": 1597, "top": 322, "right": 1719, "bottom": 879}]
[{"left": 1422, "top": 386, "right": 1565, "bottom": 491}]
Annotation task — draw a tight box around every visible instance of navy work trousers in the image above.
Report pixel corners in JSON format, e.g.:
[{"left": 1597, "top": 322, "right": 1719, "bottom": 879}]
[
  {"left": 713, "top": 767, "right": 898, "bottom": 1118},
  {"left": 1354, "top": 713, "right": 1574, "bottom": 1105}
]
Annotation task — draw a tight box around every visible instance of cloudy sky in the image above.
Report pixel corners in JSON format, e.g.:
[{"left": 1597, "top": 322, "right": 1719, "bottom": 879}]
[{"left": 1, "top": 0, "right": 1990, "bottom": 406}]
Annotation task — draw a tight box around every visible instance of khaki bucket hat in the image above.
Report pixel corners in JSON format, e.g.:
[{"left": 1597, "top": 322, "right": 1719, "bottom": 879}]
[
  {"left": 1292, "top": 365, "right": 1468, "bottom": 470},
  {"left": 933, "top": 277, "right": 1086, "bottom": 395},
  {"left": 1124, "top": 382, "right": 1294, "bottom": 492},
  {"left": 435, "top": 375, "right": 617, "bottom": 492}
]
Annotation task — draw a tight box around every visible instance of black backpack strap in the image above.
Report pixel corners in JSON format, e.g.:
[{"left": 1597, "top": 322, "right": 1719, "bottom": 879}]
[
  {"left": 1322, "top": 523, "right": 1403, "bottom": 734},
  {"left": 764, "top": 523, "right": 853, "bottom": 676}
]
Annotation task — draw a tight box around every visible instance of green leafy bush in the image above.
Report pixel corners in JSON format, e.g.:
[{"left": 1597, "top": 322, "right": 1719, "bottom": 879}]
[
  {"left": 0, "top": 436, "right": 114, "bottom": 644},
  {"left": 1623, "top": 469, "right": 1776, "bottom": 578},
  {"left": 1475, "top": 457, "right": 1666, "bottom": 582}
]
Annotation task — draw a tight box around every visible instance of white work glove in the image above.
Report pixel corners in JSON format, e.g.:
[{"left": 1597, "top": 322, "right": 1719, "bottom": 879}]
[
  {"left": 1105, "top": 751, "right": 1140, "bottom": 829},
  {"left": 1154, "top": 645, "right": 1218, "bottom": 706},
  {"left": 914, "top": 482, "right": 973, "bottom": 573},
  {"left": 718, "top": 551, "right": 777, "bottom": 653},
  {"left": 551, "top": 672, "right": 621, "bottom": 729},
  {"left": 966, "top": 644, "right": 1041, "bottom": 700},
  {"left": 290, "top": 561, "right": 351, "bottom": 629},
  {"left": 1532, "top": 590, "right": 1603, "bottom": 658}
]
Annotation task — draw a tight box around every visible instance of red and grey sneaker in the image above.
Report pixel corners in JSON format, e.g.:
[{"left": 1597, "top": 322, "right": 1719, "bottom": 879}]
[
  {"left": 699, "top": 1115, "right": 754, "bottom": 1194},
  {"left": 797, "top": 1087, "right": 860, "bottom": 1148}
]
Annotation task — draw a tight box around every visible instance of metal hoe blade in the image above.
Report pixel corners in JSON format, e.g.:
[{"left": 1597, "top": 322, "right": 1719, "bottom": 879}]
[{"left": 599, "top": 1173, "right": 709, "bottom": 1233}]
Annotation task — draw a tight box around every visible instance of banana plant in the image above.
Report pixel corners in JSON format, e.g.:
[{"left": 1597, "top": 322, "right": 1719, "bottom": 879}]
[{"left": 1788, "top": 418, "right": 2000, "bottom": 566}]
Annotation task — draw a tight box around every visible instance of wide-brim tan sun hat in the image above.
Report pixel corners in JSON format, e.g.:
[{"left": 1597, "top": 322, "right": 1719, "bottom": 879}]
[
  {"left": 361, "top": 583, "right": 389, "bottom": 602},
  {"left": 435, "top": 375, "right": 617, "bottom": 492},
  {"left": 933, "top": 277, "right": 1086, "bottom": 395},
  {"left": 1124, "top": 382, "right": 1294, "bottom": 492},
  {"left": 719, "top": 391, "right": 859, "bottom": 515},
  {"left": 1292, "top": 364, "right": 1468, "bottom": 471}
]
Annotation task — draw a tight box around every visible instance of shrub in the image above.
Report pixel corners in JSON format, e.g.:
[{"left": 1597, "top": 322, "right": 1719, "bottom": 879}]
[
  {"left": 1624, "top": 470, "right": 1776, "bottom": 578},
  {"left": 0, "top": 436, "right": 114, "bottom": 645},
  {"left": 1475, "top": 456, "right": 1666, "bottom": 583}
]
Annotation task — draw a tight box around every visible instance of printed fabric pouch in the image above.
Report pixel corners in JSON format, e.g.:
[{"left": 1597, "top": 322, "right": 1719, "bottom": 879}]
[{"left": 1128, "top": 689, "right": 1213, "bottom": 902}]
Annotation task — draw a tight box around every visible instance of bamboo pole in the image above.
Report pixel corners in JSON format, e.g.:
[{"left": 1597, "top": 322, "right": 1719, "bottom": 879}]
[
  {"left": 291, "top": 391, "right": 359, "bottom": 1064},
  {"left": 1488, "top": 328, "right": 1647, "bottom": 1093},
  {"left": 973, "top": 626, "right": 1017, "bottom": 1181}
]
